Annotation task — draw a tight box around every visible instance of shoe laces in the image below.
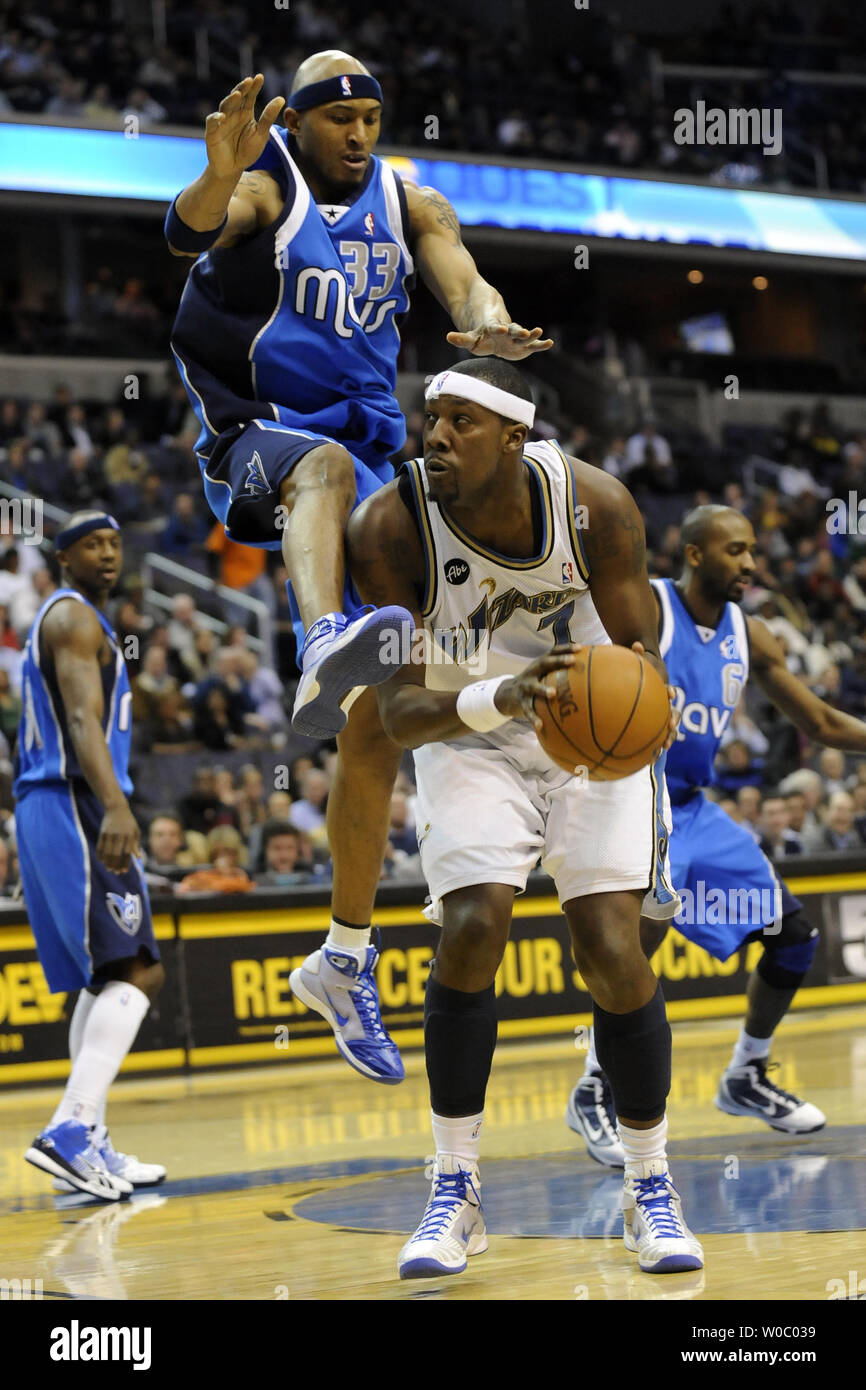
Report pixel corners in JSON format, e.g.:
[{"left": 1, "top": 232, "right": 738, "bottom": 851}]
[
  {"left": 415, "top": 1170, "right": 476, "bottom": 1240},
  {"left": 351, "top": 968, "right": 389, "bottom": 1044},
  {"left": 632, "top": 1174, "right": 685, "bottom": 1240},
  {"left": 753, "top": 1060, "right": 803, "bottom": 1107}
]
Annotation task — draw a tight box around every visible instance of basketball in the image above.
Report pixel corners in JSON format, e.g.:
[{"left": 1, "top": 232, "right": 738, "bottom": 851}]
[{"left": 534, "top": 644, "right": 670, "bottom": 780}]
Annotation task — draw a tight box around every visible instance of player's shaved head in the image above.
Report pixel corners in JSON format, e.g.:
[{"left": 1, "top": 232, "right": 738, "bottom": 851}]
[
  {"left": 679, "top": 504, "right": 739, "bottom": 552},
  {"left": 290, "top": 51, "right": 371, "bottom": 96}
]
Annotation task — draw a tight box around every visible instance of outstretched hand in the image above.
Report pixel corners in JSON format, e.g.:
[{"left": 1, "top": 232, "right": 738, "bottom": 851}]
[
  {"left": 446, "top": 322, "right": 554, "bottom": 359},
  {"left": 205, "top": 74, "right": 286, "bottom": 180}
]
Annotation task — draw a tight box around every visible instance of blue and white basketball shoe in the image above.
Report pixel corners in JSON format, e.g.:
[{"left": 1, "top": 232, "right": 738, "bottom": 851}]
[
  {"left": 622, "top": 1160, "right": 704, "bottom": 1273},
  {"left": 398, "top": 1156, "right": 488, "bottom": 1278},
  {"left": 289, "top": 942, "right": 405, "bottom": 1084},
  {"left": 52, "top": 1125, "right": 166, "bottom": 1192},
  {"left": 25, "top": 1120, "right": 132, "bottom": 1201},
  {"left": 715, "top": 1059, "right": 826, "bottom": 1133},
  {"left": 566, "top": 1074, "right": 625, "bottom": 1167},
  {"left": 291, "top": 605, "right": 413, "bottom": 738}
]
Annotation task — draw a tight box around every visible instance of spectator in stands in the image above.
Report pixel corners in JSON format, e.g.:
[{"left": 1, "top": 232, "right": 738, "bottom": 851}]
[
  {"left": 736, "top": 785, "right": 762, "bottom": 841},
  {"left": 715, "top": 738, "right": 765, "bottom": 792},
  {"left": 145, "top": 812, "right": 208, "bottom": 870},
  {"left": 24, "top": 401, "right": 63, "bottom": 455},
  {"left": 83, "top": 82, "right": 116, "bottom": 122},
  {"left": 758, "top": 794, "right": 803, "bottom": 857},
  {"left": 0, "top": 835, "right": 17, "bottom": 900},
  {"left": 0, "top": 600, "right": 20, "bottom": 650},
  {"left": 290, "top": 768, "right": 329, "bottom": 835},
  {"left": 193, "top": 684, "right": 246, "bottom": 750},
  {"left": 177, "top": 625, "right": 217, "bottom": 688},
  {"left": 256, "top": 821, "right": 312, "bottom": 886},
  {"left": 205, "top": 522, "right": 270, "bottom": 621},
  {"left": 167, "top": 593, "right": 199, "bottom": 668},
  {"left": 388, "top": 791, "right": 418, "bottom": 857},
  {"left": 0, "top": 668, "right": 21, "bottom": 751},
  {"left": 247, "top": 788, "right": 294, "bottom": 868},
  {"left": 212, "top": 767, "right": 242, "bottom": 830},
  {"left": 288, "top": 755, "right": 315, "bottom": 799},
  {"left": 624, "top": 417, "right": 673, "bottom": 474},
  {"left": 237, "top": 648, "right": 286, "bottom": 734},
  {"left": 601, "top": 435, "right": 628, "bottom": 478},
  {"left": 131, "top": 644, "right": 179, "bottom": 722},
  {"left": 804, "top": 790, "right": 866, "bottom": 853},
  {"left": 161, "top": 493, "right": 209, "bottom": 558},
  {"left": 235, "top": 763, "right": 268, "bottom": 839},
  {"left": 178, "top": 767, "right": 222, "bottom": 834},
  {"left": 9, "top": 565, "right": 56, "bottom": 643},
  {"left": 176, "top": 825, "right": 254, "bottom": 894},
  {"left": 818, "top": 746, "right": 849, "bottom": 795},
  {"left": 145, "top": 689, "right": 199, "bottom": 753},
  {"left": 59, "top": 447, "right": 104, "bottom": 510}
]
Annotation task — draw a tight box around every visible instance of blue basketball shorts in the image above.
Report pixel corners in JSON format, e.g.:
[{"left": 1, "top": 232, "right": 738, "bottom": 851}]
[
  {"left": 666, "top": 790, "right": 801, "bottom": 961},
  {"left": 200, "top": 416, "right": 396, "bottom": 646},
  {"left": 15, "top": 782, "right": 159, "bottom": 993}
]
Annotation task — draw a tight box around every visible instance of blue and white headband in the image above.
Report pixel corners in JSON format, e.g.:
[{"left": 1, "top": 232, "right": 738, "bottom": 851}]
[
  {"left": 55, "top": 514, "right": 120, "bottom": 551},
  {"left": 425, "top": 369, "right": 536, "bottom": 428},
  {"left": 289, "top": 74, "right": 383, "bottom": 112}
]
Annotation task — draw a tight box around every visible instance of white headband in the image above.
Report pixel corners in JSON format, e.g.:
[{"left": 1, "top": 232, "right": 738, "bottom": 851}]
[{"left": 425, "top": 369, "right": 535, "bottom": 429}]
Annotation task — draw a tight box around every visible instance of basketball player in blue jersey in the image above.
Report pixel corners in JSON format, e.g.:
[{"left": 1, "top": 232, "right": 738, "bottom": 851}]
[
  {"left": 166, "top": 53, "right": 551, "bottom": 1083},
  {"left": 16, "top": 514, "right": 166, "bottom": 1200},
  {"left": 346, "top": 357, "right": 703, "bottom": 1278},
  {"left": 568, "top": 503, "right": 866, "bottom": 1165}
]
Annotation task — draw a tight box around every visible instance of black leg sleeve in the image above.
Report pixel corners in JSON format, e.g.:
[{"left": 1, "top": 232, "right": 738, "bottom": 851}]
[
  {"left": 593, "top": 983, "right": 671, "bottom": 1122},
  {"left": 424, "top": 975, "right": 498, "bottom": 1117}
]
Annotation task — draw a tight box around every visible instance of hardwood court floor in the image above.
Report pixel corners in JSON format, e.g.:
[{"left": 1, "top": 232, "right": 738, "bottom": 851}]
[{"left": 1, "top": 1005, "right": 864, "bottom": 1301}]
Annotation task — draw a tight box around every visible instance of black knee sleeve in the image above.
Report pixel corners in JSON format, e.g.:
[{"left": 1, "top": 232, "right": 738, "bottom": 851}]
[
  {"left": 758, "top": 912, "right": 819, "bottom": 990},
  {"left": 593, "top": 983, "right": 671, "bottom": 1122},
  {"left": 424, "top": 975, "right": 498, "bottom": 1117}
]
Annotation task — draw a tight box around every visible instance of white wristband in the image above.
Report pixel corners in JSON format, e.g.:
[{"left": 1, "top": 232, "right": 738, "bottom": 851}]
[{"left": 456, "top": 676, "right": 512, "bottom": 732}]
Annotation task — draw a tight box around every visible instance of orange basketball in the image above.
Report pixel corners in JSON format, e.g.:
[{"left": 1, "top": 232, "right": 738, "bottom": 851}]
[{"left": 534, "top": 644, "right": 670, "bottom": 781}]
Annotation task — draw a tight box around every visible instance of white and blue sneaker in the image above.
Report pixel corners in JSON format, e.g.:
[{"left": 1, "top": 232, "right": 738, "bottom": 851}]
[
  {"left": 25, "top": 1120, "right": 132, "bottom": 1201},
  {"left": 291, "top": 605, "right": 413, "bottom": 738},
  {"left": 289, "top": 942, "right": 405, "bottom": 1084},
  {"left": 566, "top": 1073, "right": 625, "bottom": 1168},
  {"left": 398, "top": 1156, "right": 488, "bottom": 1279},
  {"left": 622, "top": 1160, "right": 704, "bottom": 1274},
  {"left": 715, "top": 1059, "right": 826, "bottom": 1134},
  {"left": 52, "top": 1125, "right": 166, "bottom": 1192}
]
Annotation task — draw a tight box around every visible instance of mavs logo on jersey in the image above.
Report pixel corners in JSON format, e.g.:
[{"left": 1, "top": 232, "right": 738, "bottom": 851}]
[
  {"left": 654, "top": 578, "right": 750, "bottom": 801},
  {"left": 106, "top": 891, "right": 143, "bottom": 937},
  {"left": 170, "top": 128, "right": 415, "bottom": 474}
]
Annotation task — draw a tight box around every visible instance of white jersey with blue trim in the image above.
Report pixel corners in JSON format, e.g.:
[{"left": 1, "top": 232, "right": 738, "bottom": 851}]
[
  {"left": 403, "top": 441, "right": 610, "bottom": 696},
  {"left": 171, "top": 129, "right": 415, "bottom": 467},
  {"left": 654, "top": 577, "right": 750, "bottom": 802},
  {"left": 14, "top": 590, "right": 133, "bottom": 797}
]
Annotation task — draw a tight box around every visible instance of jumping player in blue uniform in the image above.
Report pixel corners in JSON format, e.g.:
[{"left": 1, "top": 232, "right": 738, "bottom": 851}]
[
  {"left": 165, "top": 53, "right": 552, "bottom": 1083},
  {"left": 568, "top": 504, "right": 866, "bottom": 1163},
  {"left": 17, "top": 513, "right": 166, "bottom": 1199}
]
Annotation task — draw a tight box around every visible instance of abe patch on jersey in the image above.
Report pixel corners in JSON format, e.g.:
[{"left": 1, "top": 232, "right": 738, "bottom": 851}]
[{"left": 444, "top": 558, "right": 471, "bottom": 586}]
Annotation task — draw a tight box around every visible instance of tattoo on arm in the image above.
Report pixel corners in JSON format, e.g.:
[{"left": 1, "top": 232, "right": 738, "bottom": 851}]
[
  {"left": 585, "top": 508, "right": 645, "bottom": 575},
  {"left": 419, "top": 188, "right": 463, "bottom": 245}
]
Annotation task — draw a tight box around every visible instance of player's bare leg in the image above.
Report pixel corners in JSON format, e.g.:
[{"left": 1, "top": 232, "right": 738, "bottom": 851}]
[
  {"left": 289, "top": 690, "right": 405, "bottom": 1083},
  {"left": 566, "top": 891, "right": 703, "bottom": 1273},
  {"left": 280, "top": 447, "right": 412, "bottom": 738},
  {"left": 399, "top": 884, "right": 514, "bottom": 1278}
]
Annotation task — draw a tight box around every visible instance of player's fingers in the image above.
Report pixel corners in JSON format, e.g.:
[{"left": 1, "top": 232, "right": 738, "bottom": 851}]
[
  {"left": 631, "top": 641, "right": 646, "bottom": 655},
  {"left": 259, "top": 96, "right": 286, "bottom": 128},
  {"left": 522, "top": 338, "right": 554, "bottom": 351}
]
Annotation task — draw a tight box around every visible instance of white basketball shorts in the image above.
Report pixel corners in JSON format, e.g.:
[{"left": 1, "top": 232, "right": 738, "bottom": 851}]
[{"left": 412, "top": 730, "right": 677, "bottom": 924}]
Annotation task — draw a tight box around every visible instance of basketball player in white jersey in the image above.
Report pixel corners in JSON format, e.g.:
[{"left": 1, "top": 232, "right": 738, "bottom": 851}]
[{"left": 346, "top": 357, "right": 703, "bottom": 1278}]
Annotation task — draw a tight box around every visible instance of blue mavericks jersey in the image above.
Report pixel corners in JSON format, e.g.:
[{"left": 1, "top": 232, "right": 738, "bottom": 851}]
[
  {"left": 654, "top": 578, "right": 750, "bottom": 803},
  {"left": 14, "top": 590, "right": 133, "bottom": 798},
  {"left": 170, "top": 129, "right": 415, "bottom": 476}
]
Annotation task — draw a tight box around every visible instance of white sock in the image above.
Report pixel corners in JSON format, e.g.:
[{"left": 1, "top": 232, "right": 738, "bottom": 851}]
[
  {"left": 730, "top": 1028, "right": 772, "bottom": 1070},
  {"left": 326, "top": 918, "right": 372, "bottom": 951},
  {"left": 65, "top": 989, "right": 106, "bottom": 1131},
  {"left": 582, "top": 1026, "right": 601, "bottom": 1077},
  {"left": 432, "top": 1110, "right": 484, "bottom": 1166},
  {"left": 618, "top": 1115, "right": 668, "bottom": 1170},
  {"left": 50, "top": 981, "right": 150, "bottom": 1129}
]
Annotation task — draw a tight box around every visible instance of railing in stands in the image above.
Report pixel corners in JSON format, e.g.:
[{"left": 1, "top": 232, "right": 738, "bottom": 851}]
[{"left": 141, "top": 551, "right": 274, "bottom": 667}]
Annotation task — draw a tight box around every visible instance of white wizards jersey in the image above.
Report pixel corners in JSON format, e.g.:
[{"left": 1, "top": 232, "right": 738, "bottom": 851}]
[{"left": 402, "top": 440, "right": 609, "bottom": 694}]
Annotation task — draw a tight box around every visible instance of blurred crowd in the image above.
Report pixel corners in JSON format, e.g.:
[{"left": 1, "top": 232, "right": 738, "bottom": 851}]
[
  {"left": 1, "top": 0, "right": 865, "bottom": 192},
  {"left": 1, "top": 381, "right": 866, "bottom": 904}
]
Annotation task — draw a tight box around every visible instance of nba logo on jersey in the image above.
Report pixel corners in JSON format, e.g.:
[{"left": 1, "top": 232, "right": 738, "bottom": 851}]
[
  {"left": 340, "top": 76, "right": 352, "bottom": 96},
  {"left": 365, "top": 212, "right": 375, "bottom": 236},
  {"left": 562, "top": 561, "right": 574, "bottom": 584},
  {"left": 243, "top": 451, "right": 269, "bottom": 496},
  {"left": 106, "top": 892, "right": 142, "bottom": 937}
]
